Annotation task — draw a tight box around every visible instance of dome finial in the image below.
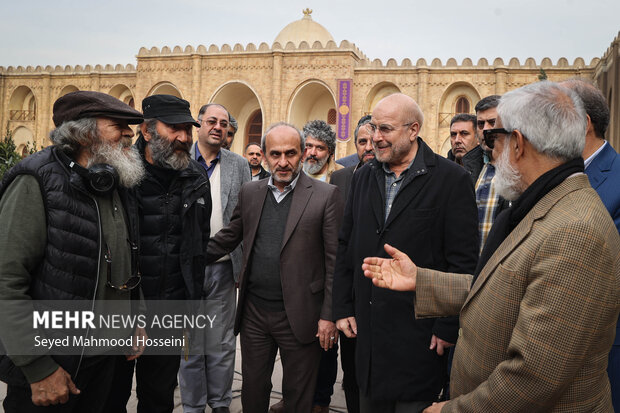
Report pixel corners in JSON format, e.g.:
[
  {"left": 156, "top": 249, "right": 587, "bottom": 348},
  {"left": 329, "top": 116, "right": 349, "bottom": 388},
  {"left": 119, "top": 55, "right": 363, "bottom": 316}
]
[{"left": 303, "top": 8, "right": 313, "bottom": 19}]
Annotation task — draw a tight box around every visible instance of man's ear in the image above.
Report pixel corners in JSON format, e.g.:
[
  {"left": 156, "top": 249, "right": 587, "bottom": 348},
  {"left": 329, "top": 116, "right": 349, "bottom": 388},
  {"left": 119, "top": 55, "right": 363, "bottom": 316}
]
[
  {"left": 140, "top": 122, "right": 151, "bottom": 142},
  {"left": 585, "top": 114, "right": 595, "bottom": 137},
  {"left": 513, "top": 130, "right": 526, "bottom": 160},
  {"left": 409, "top": 122, "right": 420, "bottom": 141}
]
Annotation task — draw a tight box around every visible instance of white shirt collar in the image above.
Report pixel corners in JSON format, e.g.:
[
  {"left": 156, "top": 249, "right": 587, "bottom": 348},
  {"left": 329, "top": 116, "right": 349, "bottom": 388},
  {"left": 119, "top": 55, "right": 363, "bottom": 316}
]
[
  {"left": 267, "top": 172, "right": 301, "bottom": 203},
  {"left": 584, "top": 140, "right": 607, "bottom": 170}
]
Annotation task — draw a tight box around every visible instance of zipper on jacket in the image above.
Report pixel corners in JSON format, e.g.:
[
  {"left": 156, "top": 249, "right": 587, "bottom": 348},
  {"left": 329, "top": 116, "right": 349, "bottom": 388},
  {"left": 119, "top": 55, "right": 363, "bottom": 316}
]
[{"left": 74, "top": 195, "right": 102, "bottom": 380}]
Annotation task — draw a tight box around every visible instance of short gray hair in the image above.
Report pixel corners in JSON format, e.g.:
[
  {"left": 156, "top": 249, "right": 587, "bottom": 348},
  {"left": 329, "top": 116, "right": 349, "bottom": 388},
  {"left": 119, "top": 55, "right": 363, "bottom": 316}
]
[
  {"left": 49, "top": 117, "right": 98, "bottom": 154},
  {"left": 302, "top": 120, "right": 336, "bottom": 154},
  {"left": 143, "top": 118, "right": 158, "bottom": 138},
  {"left": 497, "top": 81, "right": 586, "bottom": 161},
  {"left": 261, "top": 122, "right": 305, "bottom": 154}
]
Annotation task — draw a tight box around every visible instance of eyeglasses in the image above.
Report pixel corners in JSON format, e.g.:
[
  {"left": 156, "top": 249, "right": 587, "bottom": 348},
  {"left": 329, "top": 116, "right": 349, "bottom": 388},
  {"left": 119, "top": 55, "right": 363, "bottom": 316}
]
[
  {"left": 476, "top": 118, "right": 496, "bottom": 130},
  {"left": 367, "top": 122, "right": 414, "bottom": 136},
  {"left": 199, "top": 118, "right": 229, "bottom": 129},
  {"left": 482, "top": 128, "right": 511, "bottom": 149},
  {"left": 105, "top": 243, "right": 141, "bottom": 291}
]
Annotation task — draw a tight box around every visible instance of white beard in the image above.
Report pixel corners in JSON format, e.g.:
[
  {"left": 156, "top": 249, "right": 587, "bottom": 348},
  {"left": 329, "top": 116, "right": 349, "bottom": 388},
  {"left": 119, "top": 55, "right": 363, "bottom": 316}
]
[
  {"left": 303, "top": 156, "right": 328, "bottom": 175},
  {"left": 89, "top": 138, "right": 145, "bottom": 188},
  {"left": 493, "top": 142, "right": 523, "bottom": 202}
]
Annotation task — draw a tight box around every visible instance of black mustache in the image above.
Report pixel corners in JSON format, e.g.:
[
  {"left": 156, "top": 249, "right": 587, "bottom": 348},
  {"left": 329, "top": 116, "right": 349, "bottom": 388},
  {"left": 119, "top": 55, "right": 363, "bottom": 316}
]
[{"left": 173, "top": 141, "right": 191, "bottom": 152}]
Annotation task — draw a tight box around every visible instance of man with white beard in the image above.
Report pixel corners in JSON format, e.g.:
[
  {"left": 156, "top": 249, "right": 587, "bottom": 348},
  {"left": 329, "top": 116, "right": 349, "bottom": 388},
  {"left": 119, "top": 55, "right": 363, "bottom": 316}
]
[
  {"left": 302, "top": 120, "right": 343, "bottom": 182},
  {"left": 106, "top": 94, "right": 212, "bottom": 413},
  {"left": 0, "top": 91, "right": 146, "bottom": 412},
  {"left": 362, "top": 81, "right": 620, "bottom": 412}
]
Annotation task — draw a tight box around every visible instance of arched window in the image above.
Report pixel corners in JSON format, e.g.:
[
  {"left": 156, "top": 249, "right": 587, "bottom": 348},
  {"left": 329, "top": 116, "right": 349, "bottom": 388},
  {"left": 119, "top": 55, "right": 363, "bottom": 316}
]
[
  {"left": 327, "top": 108, "right": 337, "bottom": 125},
  {"left": 455, "top": 96, "right": 470, "bottom": 114},
  {"left": 246, "top": 110, "right": 263, "bottom": 146}
]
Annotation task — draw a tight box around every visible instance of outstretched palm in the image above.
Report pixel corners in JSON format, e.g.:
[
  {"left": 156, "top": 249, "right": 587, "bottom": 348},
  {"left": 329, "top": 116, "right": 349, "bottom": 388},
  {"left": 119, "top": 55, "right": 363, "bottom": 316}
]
[{"left": 362, "top": 244, "right": 417, "bottom": 291}]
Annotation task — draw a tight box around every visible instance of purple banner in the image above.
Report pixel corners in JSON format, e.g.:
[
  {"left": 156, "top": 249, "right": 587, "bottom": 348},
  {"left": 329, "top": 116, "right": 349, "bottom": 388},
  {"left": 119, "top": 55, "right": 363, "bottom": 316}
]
[{"left": 337, "top": 79, "right": 352, "bottom": 141}]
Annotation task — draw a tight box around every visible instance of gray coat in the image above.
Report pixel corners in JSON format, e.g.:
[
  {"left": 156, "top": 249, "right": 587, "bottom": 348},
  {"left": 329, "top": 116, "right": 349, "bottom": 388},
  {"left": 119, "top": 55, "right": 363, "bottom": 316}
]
[{"left": 191, "top": 144, "right": 250, "bottom": 281}]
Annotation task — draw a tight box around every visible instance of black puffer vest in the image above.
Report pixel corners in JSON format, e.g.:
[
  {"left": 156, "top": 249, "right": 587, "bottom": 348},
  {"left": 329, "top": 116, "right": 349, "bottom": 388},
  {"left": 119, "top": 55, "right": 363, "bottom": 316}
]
[
  {"left": 134, "top": 136, "right": 211, "bottom": 300},
  {"left": 0, "top": 146, "right": 139, "bottom": 299},
  {"left": 0, "top": 146, "right": 140, "bottom": 385}
]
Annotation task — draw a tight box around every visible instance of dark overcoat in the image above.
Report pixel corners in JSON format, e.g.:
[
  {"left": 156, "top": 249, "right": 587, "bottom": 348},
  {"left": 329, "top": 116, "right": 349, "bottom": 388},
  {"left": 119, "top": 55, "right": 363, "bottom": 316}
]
[{"left": 333, "top": 138, "right": 479, "bottom": 401}]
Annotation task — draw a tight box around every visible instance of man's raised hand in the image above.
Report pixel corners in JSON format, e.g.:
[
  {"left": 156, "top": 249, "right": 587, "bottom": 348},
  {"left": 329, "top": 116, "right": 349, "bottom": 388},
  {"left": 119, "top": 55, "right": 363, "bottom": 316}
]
[{"left": 362, "top": 243, "right": 417, "bottom": 291}]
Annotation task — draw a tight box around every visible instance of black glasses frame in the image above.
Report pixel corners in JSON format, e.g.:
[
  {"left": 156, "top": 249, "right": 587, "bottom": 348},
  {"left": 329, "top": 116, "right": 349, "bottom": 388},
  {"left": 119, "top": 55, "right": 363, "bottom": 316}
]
[{"left": 482, "top": 128, "right": 512, "bottom": 149}]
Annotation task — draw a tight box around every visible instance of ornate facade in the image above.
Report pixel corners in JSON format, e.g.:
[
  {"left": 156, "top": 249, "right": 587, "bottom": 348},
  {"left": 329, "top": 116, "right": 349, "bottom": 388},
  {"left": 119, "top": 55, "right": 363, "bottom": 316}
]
[{"left": 1, "top": 10, "right": 618, "bottom": 158}]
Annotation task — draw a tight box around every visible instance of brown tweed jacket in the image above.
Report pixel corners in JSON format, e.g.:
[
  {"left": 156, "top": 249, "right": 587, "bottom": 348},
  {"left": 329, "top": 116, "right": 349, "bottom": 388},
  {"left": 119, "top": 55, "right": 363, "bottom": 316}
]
[{"left": 415, "top": 174, "right": 620, "bottom": 412}]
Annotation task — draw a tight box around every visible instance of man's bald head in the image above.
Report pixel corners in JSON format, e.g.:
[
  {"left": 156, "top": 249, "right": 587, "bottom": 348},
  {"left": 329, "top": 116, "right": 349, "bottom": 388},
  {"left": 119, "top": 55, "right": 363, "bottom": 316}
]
[
  {"left": 374, "top": 93, "right": 424, "bottom": 129},
  {"left": 370, "top": 93, "right": 424, "bottom": 172}
]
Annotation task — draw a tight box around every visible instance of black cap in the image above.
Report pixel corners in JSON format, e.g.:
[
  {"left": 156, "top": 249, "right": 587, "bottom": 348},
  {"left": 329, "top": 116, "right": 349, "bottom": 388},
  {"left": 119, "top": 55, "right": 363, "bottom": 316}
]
[
  {"left": 53, "top": 91, "right": 144, "bottom": 127},
  {"left": 142, "top": 95, "right": 200, "bottom": 127}
]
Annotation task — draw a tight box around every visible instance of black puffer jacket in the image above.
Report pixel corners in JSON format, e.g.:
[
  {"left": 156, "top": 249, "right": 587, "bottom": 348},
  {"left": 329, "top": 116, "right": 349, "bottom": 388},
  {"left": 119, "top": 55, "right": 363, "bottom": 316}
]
[{"left": 134, "top": 136, "right": 211, "bottom": 300}]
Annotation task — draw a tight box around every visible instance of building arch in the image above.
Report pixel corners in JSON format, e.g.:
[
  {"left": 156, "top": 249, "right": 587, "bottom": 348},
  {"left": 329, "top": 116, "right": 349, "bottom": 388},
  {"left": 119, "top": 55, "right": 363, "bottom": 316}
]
[
  {"left": 58, "top": 85, "right": 79, "bottom": 99},
  {"left": 287, "top": 79, "right": 337, "bottom": 131},
  {"left": 109, "top": 84, "right": 135, "bottom": 108},
  {"left": 363, "top": 82, "right": 401, "bottom": 114},
  {"left": 12, "top": 126, "right": 34, "bottom": 156},
  {"left": 436, "top": 82, "right": 481, "bottom": 145},
  {"left": 438, "top": 82, "right": 480, "bottom": 125},
  {"left": 8, "top": 86, "right": 36, "bottom": 121},
  {"left": 147, "top": 82, "right": 182, "bottom": 98},
  {"left": 210, "top": 80, "right": 265, "bottom": 154}
]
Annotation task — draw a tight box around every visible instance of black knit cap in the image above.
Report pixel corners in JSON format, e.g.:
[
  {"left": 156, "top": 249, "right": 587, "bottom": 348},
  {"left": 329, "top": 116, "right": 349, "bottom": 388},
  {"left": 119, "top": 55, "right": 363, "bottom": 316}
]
[
  {"left": 142, "top": 94, "right": 200, "bottom": 127},
  {"left": 52, "top": 91, "right": 144, "bottom": 127}
]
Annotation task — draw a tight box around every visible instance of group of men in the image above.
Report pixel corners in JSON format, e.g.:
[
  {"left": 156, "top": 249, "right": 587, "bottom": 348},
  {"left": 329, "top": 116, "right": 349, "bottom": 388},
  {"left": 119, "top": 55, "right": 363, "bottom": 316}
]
[
  {"left": 0, "top": 75, "right": 618, "bottom": 413},
  {"left": 360, "top": 79, "right": 620, "bottom": 412}
]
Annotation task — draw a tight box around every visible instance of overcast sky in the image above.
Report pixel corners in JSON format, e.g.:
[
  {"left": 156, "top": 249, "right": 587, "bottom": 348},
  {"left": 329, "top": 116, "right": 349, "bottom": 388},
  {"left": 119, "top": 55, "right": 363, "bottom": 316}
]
[{"left": 2, "top": 0, "right": 619, "bottom": 68}]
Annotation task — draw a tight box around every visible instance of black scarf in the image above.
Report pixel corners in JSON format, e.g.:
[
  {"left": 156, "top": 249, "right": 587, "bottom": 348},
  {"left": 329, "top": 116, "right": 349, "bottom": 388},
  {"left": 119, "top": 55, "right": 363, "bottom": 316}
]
[{"left": 472, "top": 157, "right": 584, "bottom": 283}]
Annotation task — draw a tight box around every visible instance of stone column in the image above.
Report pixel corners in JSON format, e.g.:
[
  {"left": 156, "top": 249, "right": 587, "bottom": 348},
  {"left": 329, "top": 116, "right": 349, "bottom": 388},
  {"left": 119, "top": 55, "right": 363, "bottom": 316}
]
[
  {"left": 39, "top": 74, "right": 53, "bottom": 147},
  {"left": 495, "top": 67, "right": 507, "bottom": 95},
  {"left": 269, "top": 52, "right": 283, "bottom": 126},
  {"left": 191, "top": 55, "right": 202, "bottom": 117},
  {"left": 0, "top": 74, "right": 6, "bottom": 134},
  {"left": 90, "top": 72, "right": 101, "bottom": 92},
  {"left": 417, "top": 68, "right": 432, "bottom": 145}
]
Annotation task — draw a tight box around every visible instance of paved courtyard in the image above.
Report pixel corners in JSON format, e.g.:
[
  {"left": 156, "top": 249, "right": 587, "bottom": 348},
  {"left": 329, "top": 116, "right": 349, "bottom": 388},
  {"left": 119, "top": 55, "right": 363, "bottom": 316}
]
[{"left": 0, "top": 340, "right": 348, "bottom": 412}]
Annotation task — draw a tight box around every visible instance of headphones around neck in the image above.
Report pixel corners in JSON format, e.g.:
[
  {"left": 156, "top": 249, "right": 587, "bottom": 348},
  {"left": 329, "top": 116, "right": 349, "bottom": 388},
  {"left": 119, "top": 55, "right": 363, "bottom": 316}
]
[{"left": 57, "top": 149, "right": 119, "bottom": 196}]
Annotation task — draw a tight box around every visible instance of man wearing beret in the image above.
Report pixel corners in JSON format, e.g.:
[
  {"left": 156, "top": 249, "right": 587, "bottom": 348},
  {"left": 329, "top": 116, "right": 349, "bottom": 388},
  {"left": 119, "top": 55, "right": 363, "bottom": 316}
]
[
  {"left": 0, "top": 91, "right": 146, "bottom": 412},
  {"left": 106, "top": 94, "right": 212, "bottom": 413}
]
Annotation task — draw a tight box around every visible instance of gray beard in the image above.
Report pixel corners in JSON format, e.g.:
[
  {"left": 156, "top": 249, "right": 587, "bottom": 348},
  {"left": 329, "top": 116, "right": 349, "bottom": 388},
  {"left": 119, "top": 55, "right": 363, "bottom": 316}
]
[
  {"left": 303, "top": 156, "right": 328, "bottom": 175},
  {"left": 493, "top": 142, "right": 523, "bottom": 201},
  {"left": 269, "top": 160, "right": 303, "bottom": 185},
  {"left": 89, "top": 139, "right": 145, "bottom": 188},
  {"left": 149, "top": 132, "right": 191, "bottom": 171}
]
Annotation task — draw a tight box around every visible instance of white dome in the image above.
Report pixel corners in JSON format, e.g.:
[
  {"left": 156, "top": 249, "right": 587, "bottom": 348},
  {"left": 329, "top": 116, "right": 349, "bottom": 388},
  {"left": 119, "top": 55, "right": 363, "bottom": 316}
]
[{"left": 274, "top": 10, "right": 334, "bottom": 47}]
